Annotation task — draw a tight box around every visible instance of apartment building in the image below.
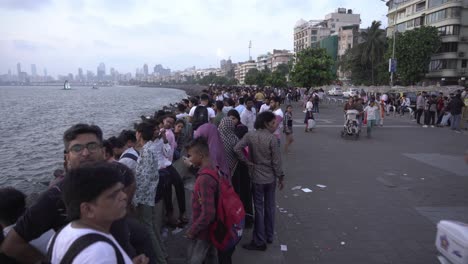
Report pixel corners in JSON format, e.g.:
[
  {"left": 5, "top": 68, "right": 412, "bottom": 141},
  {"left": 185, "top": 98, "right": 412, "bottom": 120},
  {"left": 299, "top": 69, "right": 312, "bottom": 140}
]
[
  {"left": 386, "top": 0, "right": 468, "bottom": 83},
  {"left": 256, "top": 50, "right": 294, "bottom": 71},
  {"left": 234, "top": 61, "right": 257, "bottom": 84},
  {"left": 294, "top": 8, "right": 361, "bottom": 53}
]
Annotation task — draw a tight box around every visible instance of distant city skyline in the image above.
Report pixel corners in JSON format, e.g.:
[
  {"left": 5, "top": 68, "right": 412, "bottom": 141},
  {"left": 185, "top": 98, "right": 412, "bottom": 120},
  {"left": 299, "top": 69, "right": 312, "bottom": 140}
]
[{"left": 0, "top": 0, "right": 388, "bottom": 77}]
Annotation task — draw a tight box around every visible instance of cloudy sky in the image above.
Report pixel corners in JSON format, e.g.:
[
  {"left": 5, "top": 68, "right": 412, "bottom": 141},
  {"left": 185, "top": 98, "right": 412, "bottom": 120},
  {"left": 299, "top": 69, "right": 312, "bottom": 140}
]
[{"left": 0, "top": 0, "right": 388, "bottom": 77}]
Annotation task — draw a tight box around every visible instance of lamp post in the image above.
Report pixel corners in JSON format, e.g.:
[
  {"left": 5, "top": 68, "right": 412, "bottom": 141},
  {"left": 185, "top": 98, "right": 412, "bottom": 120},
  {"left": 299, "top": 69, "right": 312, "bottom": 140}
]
[{"left": 383, "top": 0, "right": 398, "bottom": 87}]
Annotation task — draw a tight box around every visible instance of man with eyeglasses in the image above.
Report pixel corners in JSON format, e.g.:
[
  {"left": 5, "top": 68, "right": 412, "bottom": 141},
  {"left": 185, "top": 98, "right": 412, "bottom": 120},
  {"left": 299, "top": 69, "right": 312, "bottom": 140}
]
[{"left": 1, "top": 124, "right": 135, "bottom": 263}]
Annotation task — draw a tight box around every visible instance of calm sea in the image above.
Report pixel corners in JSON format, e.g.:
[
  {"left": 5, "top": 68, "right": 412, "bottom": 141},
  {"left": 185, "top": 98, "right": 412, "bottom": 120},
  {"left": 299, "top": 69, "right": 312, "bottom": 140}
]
[{"left": 0, "top": 85, "right": 187, "bottom": 194}]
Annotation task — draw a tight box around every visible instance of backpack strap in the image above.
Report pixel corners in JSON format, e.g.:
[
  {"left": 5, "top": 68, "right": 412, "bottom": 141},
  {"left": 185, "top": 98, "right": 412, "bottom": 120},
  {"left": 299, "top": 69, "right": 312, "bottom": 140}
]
[
  {"left": 60, "top": 233, "right": 125, "bottom": 264},
  {"left": 46, "top": 227, "right": 62, "bottom": 262},
  {"left": 121, "top": 152, "right": 138, "bottom": 162},
  {"left": 198, "top": 168, "right": 221, "bottom": 208}
]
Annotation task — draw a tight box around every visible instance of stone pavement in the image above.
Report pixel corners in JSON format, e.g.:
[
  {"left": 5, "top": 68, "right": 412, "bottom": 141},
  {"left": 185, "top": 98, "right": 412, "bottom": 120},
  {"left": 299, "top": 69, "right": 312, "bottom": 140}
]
[{"left": 165, "top": 101, "right": 468, "bottom": 264}]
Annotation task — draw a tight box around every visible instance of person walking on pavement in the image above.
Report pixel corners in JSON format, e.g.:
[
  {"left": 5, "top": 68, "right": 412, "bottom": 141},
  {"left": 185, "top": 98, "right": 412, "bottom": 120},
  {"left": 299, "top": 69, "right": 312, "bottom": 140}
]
[
  {"left": 416, "top": 92, "right": 426, "bottom": 124},
  {"left": 447, "top": 93, "right": 466, "bottom": 132},
  {"left": 234, "top": 112, "right": 285, "bottom": 251},
  {"left": 364, "top": 99, "right": 379, "bottom": 138}
]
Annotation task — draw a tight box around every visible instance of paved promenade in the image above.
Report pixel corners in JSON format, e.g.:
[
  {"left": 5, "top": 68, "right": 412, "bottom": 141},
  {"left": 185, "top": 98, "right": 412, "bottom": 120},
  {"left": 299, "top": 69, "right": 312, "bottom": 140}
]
[{"left": 167, "top": 101, "right": 468, "bottom": 264}]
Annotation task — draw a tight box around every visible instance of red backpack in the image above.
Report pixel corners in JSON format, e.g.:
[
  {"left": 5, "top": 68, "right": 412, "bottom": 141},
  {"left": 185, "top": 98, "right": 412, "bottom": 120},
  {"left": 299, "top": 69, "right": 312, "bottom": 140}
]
[{"left": 199, "top": 168, "right": 245, "bottom": 251}]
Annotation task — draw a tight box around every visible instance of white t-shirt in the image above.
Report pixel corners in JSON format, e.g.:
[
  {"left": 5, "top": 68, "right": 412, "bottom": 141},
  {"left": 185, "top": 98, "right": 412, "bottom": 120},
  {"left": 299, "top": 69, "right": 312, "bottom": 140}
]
[
  {"left": 364, "top": 105, "right": 379, "bottom": 121},
  {"left": 118, "top": 147, "right": 139, "bottom": 173},
  {"left": 240, "top": 107, "right": 256, "bottom": 131},
  {"left": 189, "top": 105, "right": 215, "bottom": 119},
  {"left": 306, "top": 101, "right": 313, "bottom": 110},
  {"left": 176, "top": 113, "right": 189, "bottom": 120},
  {"left": 259, "top": 104, "right": 270, "bottom": 113},
  {"left": 273, "top": 108, "right": 284, "bottom": 139},
  {"left": 49, "top": 223, "right": 132, "bottom": 264}
]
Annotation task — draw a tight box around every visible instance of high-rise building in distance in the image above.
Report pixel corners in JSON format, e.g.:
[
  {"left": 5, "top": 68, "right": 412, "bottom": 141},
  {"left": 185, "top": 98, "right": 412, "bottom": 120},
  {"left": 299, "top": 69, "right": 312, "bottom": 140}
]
[
  {"left": 143, "top": 64, "right": 149, "bottom": 76},
  {"left": 97, "top": 63, "right": 106, "bottom": 81},
  {"left": 17, "top": 63, "right": 21, "bottom": 76},
  {"left": 31, "top": 64, "right": 37, "bottom": 77}
]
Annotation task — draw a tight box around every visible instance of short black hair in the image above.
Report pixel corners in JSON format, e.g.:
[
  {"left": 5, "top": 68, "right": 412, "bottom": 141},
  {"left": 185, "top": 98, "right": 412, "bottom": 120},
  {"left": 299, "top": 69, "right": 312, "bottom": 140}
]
[
  {"left": 254, "top": 111, "right": 276, "bottom": 130},
  {"left": 62, "top": 162, "right": 124, "bottom": 221},
  {"left": 190, "top": 97, "right": 199, "bottom": 106},
  {"left": 107, "top": 136, "right": 125, "bottom": 149},
  {"left": 215, "top": 100, "right": 224, "bottom": 111},
  {"left": 118, "top": 130, "right": 136, "bottom": 144},
  {"left": 245, "top": 97, "right": 254, "bottom": 103},
  {"left": 227, "top": 98, "right": 235, "bottom": 107},
  {"left": 200, "top": 94, "right": 210, "bottom": 101},
  {"left": 111, "top": 162, "right": 135, "bottom": 187},
  {"left": 63, "top": 124, "right": 103, "bottom": 150},
  {"left": 0, "top": 187, "right": 26, "bottom": 225},
  {"left": 162, "top": 114, "right": 176, "bottom": 122},
  {"left": 177, "top": 103, "right": 187, "bottom": 113},
  {"left": 186, "top": 137, "right": 209, "bottom": 157},
  {"left": 175, "top": 119, "right": 185, "bottom": 126},
  {"left": 102, "top": 140, "right": 114, "bottom": 158},
  {"left": 238, "top": 97, "right": 245, "bottom": 105},
  {"left": 135, "top": 122, "right": 155, "bottom": 141},
  {"left": 270, "top": 96, "right": 281, "bottom": 103},
  {"left": 227, "top": 109, "right": 240, "bottom": 121},
  {"left": 182, "top": 99, "right": 189, "bottom": 105}
]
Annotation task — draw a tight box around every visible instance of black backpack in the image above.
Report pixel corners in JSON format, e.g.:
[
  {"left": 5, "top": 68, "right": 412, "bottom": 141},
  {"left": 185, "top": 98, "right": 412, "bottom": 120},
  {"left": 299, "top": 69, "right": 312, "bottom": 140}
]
[
  {"left": 46, "top": 230, "right": 125, "bottom": 264},
  {"left": 192, "top": 105, "right": 209, "bottom": 131}
]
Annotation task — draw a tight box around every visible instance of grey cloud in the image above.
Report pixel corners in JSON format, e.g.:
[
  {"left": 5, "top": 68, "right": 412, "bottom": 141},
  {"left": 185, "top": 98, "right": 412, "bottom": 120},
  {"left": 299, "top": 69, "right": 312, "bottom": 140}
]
[{"left": 0, "top": 0, "right": 52, "bottom": 11}]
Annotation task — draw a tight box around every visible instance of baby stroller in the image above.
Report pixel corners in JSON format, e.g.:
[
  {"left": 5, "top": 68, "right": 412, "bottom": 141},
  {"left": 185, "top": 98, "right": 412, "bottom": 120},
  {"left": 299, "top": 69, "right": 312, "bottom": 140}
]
[{"left": 341, "top": 109, "right": 360, "bottom": 139}]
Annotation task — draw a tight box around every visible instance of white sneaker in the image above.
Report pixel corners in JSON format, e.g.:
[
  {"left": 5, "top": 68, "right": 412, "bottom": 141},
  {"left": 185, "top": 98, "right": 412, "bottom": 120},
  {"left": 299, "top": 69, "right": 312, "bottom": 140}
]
[
  {"left": 431, "top": 125, "right": 435, "bottom": 128},
  {"left": 422, "top": 125, "right": 428, "bottom": 128}
]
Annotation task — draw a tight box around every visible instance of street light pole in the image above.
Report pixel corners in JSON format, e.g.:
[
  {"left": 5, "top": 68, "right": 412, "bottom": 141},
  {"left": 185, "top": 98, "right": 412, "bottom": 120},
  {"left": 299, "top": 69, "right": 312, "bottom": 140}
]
[{"left": 383, "top": 0, "right": 398, "bottom": 87}]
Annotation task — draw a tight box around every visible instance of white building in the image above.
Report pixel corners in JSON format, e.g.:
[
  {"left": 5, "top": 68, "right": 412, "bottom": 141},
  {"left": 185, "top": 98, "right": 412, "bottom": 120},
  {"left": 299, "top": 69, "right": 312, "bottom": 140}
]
[{"left": 386, "top": 0, "right": 468, "bottom": 84}]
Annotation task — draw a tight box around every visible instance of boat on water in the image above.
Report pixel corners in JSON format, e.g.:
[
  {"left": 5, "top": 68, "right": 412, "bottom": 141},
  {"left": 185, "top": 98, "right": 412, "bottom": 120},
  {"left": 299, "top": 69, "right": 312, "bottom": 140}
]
[
  {"left": 92, "top": 85, "right": 98, "bottom": 89},
  {"left": 63, "top": 80, "right": 71, "bottom": 90}
]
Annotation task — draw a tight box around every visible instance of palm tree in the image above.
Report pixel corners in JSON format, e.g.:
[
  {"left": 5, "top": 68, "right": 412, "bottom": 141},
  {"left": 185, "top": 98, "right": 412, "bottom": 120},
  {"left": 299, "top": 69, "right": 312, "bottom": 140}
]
[{"left": 360, "top": 21, "right": 387, "bottom": 85}]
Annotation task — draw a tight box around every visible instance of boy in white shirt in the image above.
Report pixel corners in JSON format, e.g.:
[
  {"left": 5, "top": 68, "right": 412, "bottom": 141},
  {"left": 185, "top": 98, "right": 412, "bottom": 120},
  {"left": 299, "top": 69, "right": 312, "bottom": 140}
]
[{"left": 48, "top": 163, "right": 148, "bottom": 264}]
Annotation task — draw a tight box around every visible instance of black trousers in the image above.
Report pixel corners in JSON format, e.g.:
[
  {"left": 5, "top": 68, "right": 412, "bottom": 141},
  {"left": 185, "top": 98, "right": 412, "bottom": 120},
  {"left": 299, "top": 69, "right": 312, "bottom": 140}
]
[
  {"left": 162, "top": 165, "right": 186, "bottom": 216},
  {"left": 416, "top": 109, "right": 424, "bottom": 124},
  {"left": 231, "top": 161, "right": 253, "bottom": 226}
]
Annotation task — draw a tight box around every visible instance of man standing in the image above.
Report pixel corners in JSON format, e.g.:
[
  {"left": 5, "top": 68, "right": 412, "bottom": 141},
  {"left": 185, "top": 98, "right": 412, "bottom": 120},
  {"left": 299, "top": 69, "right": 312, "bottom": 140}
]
[
  {"left": 240, "top": 97, "right": 257, "bottom": 131},
  {"left": 189, "top": 94, "right": 216, "bottom": 124},
  {"left": 447, "top": 93, "right": 466, "bottom": 132},
  {"left": 269, "top": 96, "right": 284, "bottom": 146},
  {"left": 416, "top": 92, "right": 426, "bottom": 124},
  {"left": 235, "top": 97, "right": 246, "bottom": 115},
  {"left": 234, "top": 112, "right": 285, "bottom": 251},
  {"left": 259, "top": 98, "right": 270, "bottom": 113}
]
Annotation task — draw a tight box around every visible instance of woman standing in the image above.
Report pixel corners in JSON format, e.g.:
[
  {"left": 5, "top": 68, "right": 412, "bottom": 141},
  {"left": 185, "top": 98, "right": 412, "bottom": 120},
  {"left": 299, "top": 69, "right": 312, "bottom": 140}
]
[{"left": 234, "top": 112, "right": 285, "bottom": 251}]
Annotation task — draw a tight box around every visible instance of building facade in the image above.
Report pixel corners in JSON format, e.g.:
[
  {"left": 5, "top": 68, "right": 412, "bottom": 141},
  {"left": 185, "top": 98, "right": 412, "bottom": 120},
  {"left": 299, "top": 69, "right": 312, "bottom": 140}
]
[
  {"left": 294, "top": 8, "right": 360, "bottom": 53},
  {"left": 386, "top": 0, "right": 468, "bottom": 83},
  {"left": 235, "top": 61, "right": 257, "bottom": 84}
]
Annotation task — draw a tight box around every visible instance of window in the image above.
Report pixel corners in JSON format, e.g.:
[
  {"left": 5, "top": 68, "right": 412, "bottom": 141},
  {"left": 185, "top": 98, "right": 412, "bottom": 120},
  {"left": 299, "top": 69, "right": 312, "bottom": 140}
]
[
  {"left": 438, "top": 25, "right": 460, "bottom": 36},
  {"left": 311, "top": 36, "right": 317, "bottom": 42},
  {"left": 415, "top": 1, "right": 426, "bottom": 12},
  {"left": 429, "top": 59, "right": 458, "bottom": 70},
  {"left": 396, "top": 22, "right": 407, "bottom": 32},
  {"left": 331, "top": 23, "right": 336, "bottom": 28},
  {"left": 462, "top": 60, "right": 467, "bottom": 68},
  {"left": 437, "top": 42, "right": 458, "bottom": 53},
  {"left": 428, "top": 0, "right": 457, "bottom": 8},
  {"left": 426, "top": 7, "right": 461, "bottom": 24},
  {"left": 407, "top": 19, "right": 414, "bottom": 28},
  {"left": 311, "top": 30, "right": 317, "bottom": 35}
]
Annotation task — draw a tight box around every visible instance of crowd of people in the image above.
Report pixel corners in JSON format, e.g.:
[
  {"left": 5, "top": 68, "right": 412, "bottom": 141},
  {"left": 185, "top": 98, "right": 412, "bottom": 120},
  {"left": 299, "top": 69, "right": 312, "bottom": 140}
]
[
  {"left": 342, "top": 87, "right": 468, "bottom": 137},
  {"left": 0, "top": 86, "right": 297, "bottom": 264}
]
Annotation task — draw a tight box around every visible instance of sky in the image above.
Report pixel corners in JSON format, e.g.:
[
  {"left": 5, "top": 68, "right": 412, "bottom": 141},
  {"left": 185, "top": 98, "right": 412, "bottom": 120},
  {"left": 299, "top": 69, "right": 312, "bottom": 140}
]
[{"left": 0, "top": 0, "right": 389, "bottom": 77}]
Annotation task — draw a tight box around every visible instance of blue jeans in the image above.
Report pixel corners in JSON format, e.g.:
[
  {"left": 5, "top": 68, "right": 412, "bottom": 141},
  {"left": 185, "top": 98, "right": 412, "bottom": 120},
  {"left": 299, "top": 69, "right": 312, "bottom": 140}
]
[
  {"left": 451, "top": 114, "right": 461, "bottom": 130},
  {"left": 252, "top": 182, "right": 276, "bottom": 246},
  {"left": 367, "top": 120, "right": 376, "bottom": 136}
]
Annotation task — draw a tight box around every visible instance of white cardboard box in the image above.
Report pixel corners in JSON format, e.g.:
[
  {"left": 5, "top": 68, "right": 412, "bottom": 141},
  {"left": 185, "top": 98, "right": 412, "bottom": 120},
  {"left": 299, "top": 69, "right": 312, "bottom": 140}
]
[{"left": 436, "top": 220, "right": 468, "bottom": 264}]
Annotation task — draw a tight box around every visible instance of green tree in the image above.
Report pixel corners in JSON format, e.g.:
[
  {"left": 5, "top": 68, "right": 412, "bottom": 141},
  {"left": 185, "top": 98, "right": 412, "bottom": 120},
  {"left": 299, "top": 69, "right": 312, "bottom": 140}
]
[
  {"left": 390, "top": 26, "right": 441, "bottom": 85},
  {"left": 290, "top": 47, "right": 334, "bottom": 87},
  {"left": 360, "top": 21, "right": 387, "bottom": 85},
  {"left": 244, "top": 68, "right": 259, "bottom": 86}
]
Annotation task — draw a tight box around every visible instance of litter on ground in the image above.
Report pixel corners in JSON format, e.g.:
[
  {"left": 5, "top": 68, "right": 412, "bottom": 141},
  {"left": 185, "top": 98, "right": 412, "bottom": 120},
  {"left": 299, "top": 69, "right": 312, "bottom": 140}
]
[
  {"left": 291, "top": 186, "right": 302, "bottom": 191},
  {"left": 316, "top": 184, "right": 327, "bottom": 188},
  {"left": 281, "top": 245, "right": 288, "bottom": 251},
  {"left": 301, "top": 188, "right": 313, "bottom": 193}
]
